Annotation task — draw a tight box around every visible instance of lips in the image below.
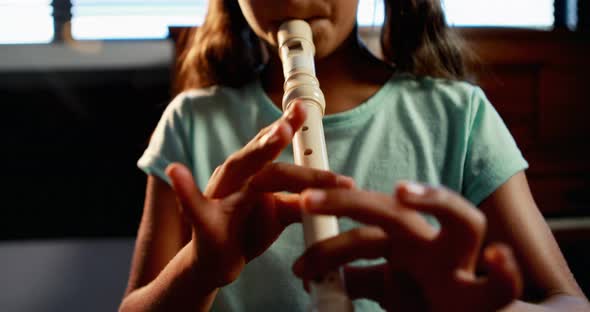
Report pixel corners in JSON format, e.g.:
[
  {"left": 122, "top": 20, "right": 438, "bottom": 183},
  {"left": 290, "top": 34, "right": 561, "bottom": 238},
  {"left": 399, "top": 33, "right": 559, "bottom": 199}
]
[
  {"left": 304, "top": 16, "right": 326, "bottom": 23},
  {"left": 274, "top": 15, "right": 326, "bottom": 24},
  {"left": 271, "top": 17, "right": 326, "bottom": 34}
]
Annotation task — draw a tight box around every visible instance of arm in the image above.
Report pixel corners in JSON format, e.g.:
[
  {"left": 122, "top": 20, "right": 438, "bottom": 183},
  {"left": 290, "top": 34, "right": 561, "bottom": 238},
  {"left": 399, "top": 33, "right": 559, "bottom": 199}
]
[
  {"left": 292, "top": 177, "right": 589, "bottom": 311},
  {"left": 480, "top": 171, "right": 589, "bottom": 311},
  {"left": 120, "top": 101, "right": 355, "bottom": 311},
  {"left": 119, "top": 175, "right": 218, "bottom": 312}
]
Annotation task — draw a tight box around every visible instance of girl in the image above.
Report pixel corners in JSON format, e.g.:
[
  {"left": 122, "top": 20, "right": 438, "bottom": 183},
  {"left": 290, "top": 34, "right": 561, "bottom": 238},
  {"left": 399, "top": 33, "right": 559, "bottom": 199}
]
[{"left": 120, "top": 0, "right": 589, "bottom": 311}]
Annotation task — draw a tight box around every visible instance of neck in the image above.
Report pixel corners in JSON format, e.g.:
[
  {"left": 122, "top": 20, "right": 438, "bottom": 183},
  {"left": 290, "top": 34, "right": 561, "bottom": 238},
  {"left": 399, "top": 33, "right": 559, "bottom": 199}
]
[{"left": 262, "top": 32, "right": 393, "bottom": 115}]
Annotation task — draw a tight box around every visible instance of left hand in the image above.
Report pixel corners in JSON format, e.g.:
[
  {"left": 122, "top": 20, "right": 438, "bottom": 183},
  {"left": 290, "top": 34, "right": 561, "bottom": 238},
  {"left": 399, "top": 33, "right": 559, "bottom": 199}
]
[{"left": 292, "top": 182, "right": 523, "bottom": 312}]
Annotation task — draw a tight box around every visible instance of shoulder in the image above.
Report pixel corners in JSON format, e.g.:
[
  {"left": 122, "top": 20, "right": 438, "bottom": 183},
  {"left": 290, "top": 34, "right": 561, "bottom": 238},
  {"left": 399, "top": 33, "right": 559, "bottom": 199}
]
[
  {"left": 393, "top": 75, "right": 482, "bottom": 104},
  {"left": 168, "top": 83, "right": 258, "bottom": 116},
  {"left": 389, "top": 75, "right": 488, "bottom": 121}
]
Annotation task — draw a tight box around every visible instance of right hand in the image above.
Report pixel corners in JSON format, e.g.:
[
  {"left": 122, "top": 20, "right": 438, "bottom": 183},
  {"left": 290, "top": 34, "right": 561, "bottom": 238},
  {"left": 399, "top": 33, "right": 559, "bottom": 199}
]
[
  {"left": 293, "top": 183, "right": 522, "bottom": 312},
  {"left": 165, "top": 101, "right": 354, "bottom": 291}
]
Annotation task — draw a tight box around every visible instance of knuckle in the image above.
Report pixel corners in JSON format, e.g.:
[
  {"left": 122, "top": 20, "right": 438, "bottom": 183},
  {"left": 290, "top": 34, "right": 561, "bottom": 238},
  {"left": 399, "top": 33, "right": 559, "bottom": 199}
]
[
  {"left": 470, "top": 209, "right": 487, "bottom": 236},
  {"left": 212, "top": 165, "right": 223, "bottom": 177},
  {"left": 428, "top": 186, "right": 487, "bottom": 238},
  {"left": 348, "top": 228, "right": 370, "bottom": 242},
  {"left": 456, "top": 210, "right": 486, "bottom": 246},
  {"left": 254, "top": 124, "right": 272, "bottom": 140},
  {"left": 265, "top": 162, "right": 281, "bottom": 173},
  {"left": 429, "top": 186, "right": 450, "bottom": 204},
  {"left": 223, "top": 154, "right": 241, "bottom": 172},
  {"left": 312, "top": 169, "right": 335, "bottom": 184},
  {"left": 433, "top": 185, "right": 462, "bottom": 203}
]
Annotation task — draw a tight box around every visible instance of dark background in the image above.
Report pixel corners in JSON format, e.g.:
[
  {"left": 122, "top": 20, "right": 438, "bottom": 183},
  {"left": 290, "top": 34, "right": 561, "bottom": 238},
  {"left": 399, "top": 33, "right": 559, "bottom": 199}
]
[
  {"left": 0, "top": 54, "right": 171, "bottom": 239},
  {"left": 0, "top": 43, "right": 173, "bottom": 311}
]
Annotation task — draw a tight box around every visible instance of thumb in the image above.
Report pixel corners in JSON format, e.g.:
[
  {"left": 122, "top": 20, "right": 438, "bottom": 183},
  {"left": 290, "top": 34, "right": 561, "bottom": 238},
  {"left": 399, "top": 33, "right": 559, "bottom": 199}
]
[
  {"left": 166, "top": 163, "right": 208, "bottom": 227},
  {"left": 468, "top": 243, "right": 522, "bottom": 312}
]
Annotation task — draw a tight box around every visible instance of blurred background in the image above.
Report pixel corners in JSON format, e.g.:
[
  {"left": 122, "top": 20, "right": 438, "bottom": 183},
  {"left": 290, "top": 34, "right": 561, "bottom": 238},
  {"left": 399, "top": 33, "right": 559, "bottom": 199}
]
[{"left": 0, "top": 0, "right": 588, "bottom": 311}]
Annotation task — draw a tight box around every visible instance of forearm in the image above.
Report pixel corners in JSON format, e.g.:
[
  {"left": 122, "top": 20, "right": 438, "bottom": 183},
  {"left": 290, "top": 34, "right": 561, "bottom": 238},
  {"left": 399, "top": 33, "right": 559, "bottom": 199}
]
[
  {"left": 500, "top": 294, "right": 590, "bottom": 312},
  {"left": 119, "top": 243, "right": 219, "bottom": 312}
]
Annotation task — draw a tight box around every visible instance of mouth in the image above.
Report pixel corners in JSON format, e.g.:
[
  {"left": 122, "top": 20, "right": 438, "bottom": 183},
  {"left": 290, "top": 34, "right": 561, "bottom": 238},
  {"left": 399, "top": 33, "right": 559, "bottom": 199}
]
[
  {"left": 304, "top": 16, "right": 325, "bottom": 23},
  {"left": 273, "top": 17, "right": 326, "bottom": 34},
  {"left": 275, "top": 16, "right": 326, "bottom": 25},
  {"left": 270, "top": 17, "right": 327, "bottom": 44}
]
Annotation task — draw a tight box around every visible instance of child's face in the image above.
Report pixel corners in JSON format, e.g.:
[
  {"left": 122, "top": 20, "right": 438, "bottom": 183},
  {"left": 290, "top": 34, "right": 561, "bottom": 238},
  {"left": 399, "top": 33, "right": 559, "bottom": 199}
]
[{"left": 238, "top": 0, "right": 359, "bottom": 59}]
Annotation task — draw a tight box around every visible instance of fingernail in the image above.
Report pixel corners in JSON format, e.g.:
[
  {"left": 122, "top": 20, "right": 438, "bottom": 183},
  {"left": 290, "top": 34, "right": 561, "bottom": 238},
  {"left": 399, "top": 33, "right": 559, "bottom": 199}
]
[
  {"left": 336, "top": 176, "right": 355, "bottom": 188},
  {"left": 259, "top": 123, "right": 281, "bottom": 146},
  {"left": 304, "top": 190, "right": 326, "bottom": 209},
  {"left": 485, "top": 247, "right": 505, "bottom": 265},
  {"left": 403, "top": 182, "right": 427, "bottom": 196},
  {"left": 166, "top": 164, "right": 185, "bottom": 181},
  {"left": 165, "top": 165, "right": 177, "bottom": 178},
  {"left": 284, "top": 103, "right": 296, "bottom": 121},
  {"left": 285, "top": 101, "right": 305, "bottom": 122}
]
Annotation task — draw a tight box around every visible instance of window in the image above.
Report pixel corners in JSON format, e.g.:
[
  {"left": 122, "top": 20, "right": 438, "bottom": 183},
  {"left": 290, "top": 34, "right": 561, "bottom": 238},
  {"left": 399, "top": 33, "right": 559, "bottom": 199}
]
[
  {"left": 0, "top": 0, "right": 54, "bottom": 44},
  {"left": 0, "top": 0, "right": 563, "bottom": 43},
  {"left": 358, "top": 0, "right": 555, "bottom": 28},
  {"left": 358, "top": 0, "right": 386, "bottom": 27},
  {"left": 71, "top": 0, "right": 207, "bottom": 40},
  {"left": 73, "top": 0, "right": 389, "bottom": 40},
  {"left": 443, "top": 0, "right": 554, "bottom": 28}
]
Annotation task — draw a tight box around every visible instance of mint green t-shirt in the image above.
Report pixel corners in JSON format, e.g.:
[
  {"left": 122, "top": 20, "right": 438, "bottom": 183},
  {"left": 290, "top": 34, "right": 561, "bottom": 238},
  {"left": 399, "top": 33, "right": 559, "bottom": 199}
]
[{"left": 137, "top": 75, "right": 528, "bottom": 311}]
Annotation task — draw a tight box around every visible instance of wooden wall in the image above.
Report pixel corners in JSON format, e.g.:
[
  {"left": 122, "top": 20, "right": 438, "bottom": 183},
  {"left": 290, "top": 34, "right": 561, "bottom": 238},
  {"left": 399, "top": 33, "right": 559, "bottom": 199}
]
[{"left": 460, "top": 29, "right": 590, "bottom": 218}]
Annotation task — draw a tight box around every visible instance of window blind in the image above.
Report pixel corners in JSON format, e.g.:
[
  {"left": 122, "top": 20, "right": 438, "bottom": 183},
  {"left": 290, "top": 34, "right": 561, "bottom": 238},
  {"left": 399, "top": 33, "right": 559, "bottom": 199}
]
[
  {"left": 359, "top": 0, "right": 555, "bottom": 28},
  {"left": 443, "top": 0, "right": 555, "bottom": 28},
  {"left": 0, "top": 0, "right": 54, "bottom": 44},
  {"left": 71, "top": 0, "right": 207, "bottom": 40},
  {"left": 0, "top": 0, "right": 561, "bottom": 43}
]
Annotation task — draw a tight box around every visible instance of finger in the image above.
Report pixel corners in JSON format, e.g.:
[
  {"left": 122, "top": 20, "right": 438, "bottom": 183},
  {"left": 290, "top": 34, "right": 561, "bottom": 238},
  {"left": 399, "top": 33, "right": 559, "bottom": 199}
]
[
  {"left": 300, "top": 188, "right": 437, "bottom": 242},
  {"left": 166, "top": 163, "right": 208, "bottom": 227},
  {"left": 207, "top": 101, "right": 306, "bottom": 197},
  {"left": 396, "top": 181, "right": 486, "bottom": 268},
  {"left": 273, "top": 193, "right": 303, "bottom": 225},
  {"left": 459, "top": 244, "right": 522, "bottom": 312},
  {"left": 248, "top": 163, "right": 355, "bottom": 193},
  {"left": 480, "top": 244, "right": 522, "bottom": 310},
  {"left": 292, "top": 226, "right": 389, "bottom": 280}
]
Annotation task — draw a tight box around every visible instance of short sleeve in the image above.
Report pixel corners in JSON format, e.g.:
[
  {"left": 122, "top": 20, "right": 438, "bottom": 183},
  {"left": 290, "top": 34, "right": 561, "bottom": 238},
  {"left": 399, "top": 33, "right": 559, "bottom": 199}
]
[
  {"left": 137, "top": 93, "right": 193, "bottom": 185},
  {"left": 462, "top": 87, "right": 529, "bottom": 205}
]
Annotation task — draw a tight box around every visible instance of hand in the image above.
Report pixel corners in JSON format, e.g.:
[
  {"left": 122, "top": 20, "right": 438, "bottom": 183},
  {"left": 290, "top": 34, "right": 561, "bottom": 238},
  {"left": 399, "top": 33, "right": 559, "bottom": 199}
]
[
  {"left": 165, "top": 101, "right": 355, "bottom": 290},
  {"left": 293, "top": 182, "right": 523, "bottom": 312}
]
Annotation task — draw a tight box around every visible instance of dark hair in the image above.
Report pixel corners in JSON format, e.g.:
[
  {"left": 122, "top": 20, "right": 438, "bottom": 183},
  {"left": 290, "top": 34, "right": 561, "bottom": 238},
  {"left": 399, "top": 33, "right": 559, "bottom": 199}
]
[
  {"left": 382, "top": 0, "right": 467, "bottom": 79},
  {"left": 177, "top": 0, "right": 467, "bottom": 92}
]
